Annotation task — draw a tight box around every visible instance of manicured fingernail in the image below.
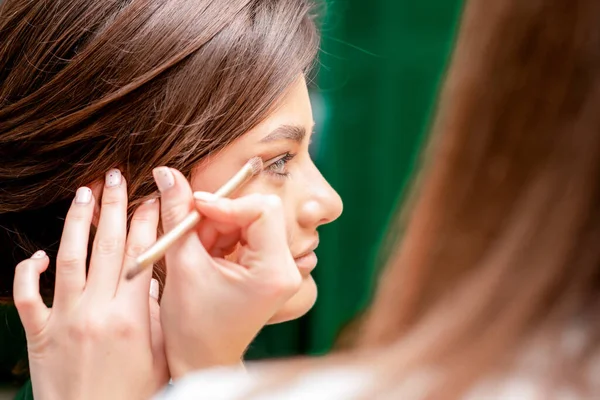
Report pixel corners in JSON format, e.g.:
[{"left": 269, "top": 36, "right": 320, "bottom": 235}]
[
  {"left": 75, "top": 187, "right": 92, "bottom": 204},
  {"left": 143, "top": 197, "right": 157, "bottom": 204},
  {"left": 31, "top": 250, "right": 46, "bottom": 259},
  {"left": 149, "top": 279, "right": 159, "bottom": 300},
  {"left": 193, "top": 191, "right": 217, "bottom": 202},
  {"left": 153, "top": 167, "right": 174, "bottom": 193},
  {"left": 105, "top": 168, "right": 122, "bottom": 188}
]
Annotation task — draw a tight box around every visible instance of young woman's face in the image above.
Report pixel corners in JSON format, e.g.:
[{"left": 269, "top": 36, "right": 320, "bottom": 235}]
[{"left": 191, "top": 76, "right": 343, "bottom": 323}]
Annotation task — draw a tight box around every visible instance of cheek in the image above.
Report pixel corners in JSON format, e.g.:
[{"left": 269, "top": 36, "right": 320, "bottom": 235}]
[
  {"left": 190, "top": 164, "right": 233, "bottom": 193},
  {"left": 233, "top": 177, "right": 299, "bottom": 245},
  {"left": 280, "top": 193, "right": 297, "bottom": 246}
]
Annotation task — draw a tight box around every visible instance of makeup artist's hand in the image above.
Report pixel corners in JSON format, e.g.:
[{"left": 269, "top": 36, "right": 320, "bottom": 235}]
[
  {"left": 153, "top": 167, "right": 301, "bottom": 379},
  {"left": 12, "top": 171, "right": 169, "bottom": 400}
]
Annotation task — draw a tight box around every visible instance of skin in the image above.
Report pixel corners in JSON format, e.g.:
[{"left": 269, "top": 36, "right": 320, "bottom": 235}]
[
  {"left": 89, "top": 75, "right": 342, "bottom": 322},
  {"left": 190, "top": 75, "right": 343, "bottom": 323},
  {"left": 12, "top": 76, "right": 343, "bottom": 399}
]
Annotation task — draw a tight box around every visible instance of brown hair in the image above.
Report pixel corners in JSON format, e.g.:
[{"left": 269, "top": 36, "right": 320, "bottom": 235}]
[
  {"left": 0, "top": 0, "right": 319, "bottom": 300},
  {"left": 357, "top": 0, "right": 600, "bottom": 396},
  {"left": 249, "top": 0, "right": 600, "bottom": 398}
]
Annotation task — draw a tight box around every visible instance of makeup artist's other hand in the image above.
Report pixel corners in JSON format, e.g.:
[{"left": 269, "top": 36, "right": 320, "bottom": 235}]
[
  {"left": 12, "top": 171, "right": 168, "bottom": 400},
  {"left": 154, "top": 167, "right": 300, "bottom": 379}
]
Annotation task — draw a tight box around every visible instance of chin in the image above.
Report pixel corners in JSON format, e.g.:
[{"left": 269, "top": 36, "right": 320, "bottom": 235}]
[{"left": 267, "top": 276, "right": 317, "bottom": 324}]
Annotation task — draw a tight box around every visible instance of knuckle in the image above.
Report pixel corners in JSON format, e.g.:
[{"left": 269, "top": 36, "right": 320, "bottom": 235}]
[
  {"left": 131, "top": 210, "right": 153, "bottom": 224},
  {"left": 244, "top": 193, "right": 265, "bottom": 203},
  {"left": 263, "top": 268, "right": 302, "bottom": 299},
  {"left": 67, "top": 312, "right": 139, "bottom": 342},
  {"left": 67, "top": 211, "right": 88, "bottom": 222},
  {"left": 263, "top": 194, "right": 282, "bottom": 209},
  {"left": 67, "top": 317, "right": 104, "bottom": 342},
  {"left": 94, "top": 237, "right": 123, "bottom": 256},
  {"left": 124, "top": 243, "right": 148, "bottom": 259},
  {"left": 101, "top": 193, "right": 124, "bottom": 208},
  {"left": 109, "top": 313, "right": 139, "bottom": 339},
  {"left": 14, "top": 259, "right": 33, "bottom": 273},
  {"left": 256, "top": 195, "right": 283, "bottom": 217},
  {"left": 14, "top": 294, "right": 38, "bottom": 312},
  {"left": 57, "top": 252, "right": 82, "bottom": 270},
  {"left": 161, "top": 203, "right": 189, "bottom": 225}
]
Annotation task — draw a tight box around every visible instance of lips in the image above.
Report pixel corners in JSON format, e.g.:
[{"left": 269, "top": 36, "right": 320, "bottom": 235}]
[{"left": 293, "top": 239, "right": 319, "bottom": 274}]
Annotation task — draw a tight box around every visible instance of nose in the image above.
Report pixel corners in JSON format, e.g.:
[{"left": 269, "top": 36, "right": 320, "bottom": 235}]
[{"left": 298, "top": 162, "right": 343, "bottom": 229}]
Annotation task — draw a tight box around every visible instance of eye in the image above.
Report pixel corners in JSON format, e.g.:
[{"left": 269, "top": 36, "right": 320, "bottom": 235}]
[{"left": 265, "top": 152, "right": 295, "bottom": 178}]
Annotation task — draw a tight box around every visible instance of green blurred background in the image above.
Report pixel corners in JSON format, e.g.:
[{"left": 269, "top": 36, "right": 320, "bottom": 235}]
[
  {"left": 1, "top": 0, "right": 463, "bottom": 397},
  {"left": 245, "top": 0, "right": 463, "bottom": 359}
]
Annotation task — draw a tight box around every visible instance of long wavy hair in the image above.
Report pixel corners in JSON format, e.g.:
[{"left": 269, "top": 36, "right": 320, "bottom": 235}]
[
  {"left": 359, "top": 0, "right": 600, "bottom": 397},
  {"left": 0, "top": 0, "right": 320, "bottom": 301}
]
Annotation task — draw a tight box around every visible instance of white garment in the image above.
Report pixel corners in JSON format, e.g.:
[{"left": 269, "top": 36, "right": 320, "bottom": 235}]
[
  {"left": 154, "top": 325, "right": 595, "bottom": 399},
  {"left": 153, "top": 365, "right": 586, "bottom": 400},
  {"left": 153, "top": 366, "right": 371, "bottom": 400}
]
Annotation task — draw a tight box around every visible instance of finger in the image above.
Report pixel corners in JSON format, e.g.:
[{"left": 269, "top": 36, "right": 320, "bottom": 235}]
[
  {"left": 116, "top": 198, "right": 160, "bottom": 303},
  {"left": 194, "top": 192, "right": 289, "bottom": 255},
  {"left": 154, "top": 167, "right": 212, "bottom": 272},
  {"left": 196, "top": 219, "right": 219, "bottom": 251},
  {"left": 13, "top": 251, "right": 51, "bottom": 336},
  {"left": 54, "top": 186, "right": 94, "bottom": 308},
  {"left": 153, "top": 167, "right": 194, "bottom": 232},
  {"left": 149, "top": 280, "right": 168, "bottom": 386},
  {"left": 90, "top": 180, "right": 103, "bottom": 228},
  {"left": 196, "top": 218, "right": 241, "bottom": 255},
  {"left": 87, "top": 169, "right": 128, "bottom": 299},
  {"left": 195, "top": 193, "right": 300, "bottom": 317}
]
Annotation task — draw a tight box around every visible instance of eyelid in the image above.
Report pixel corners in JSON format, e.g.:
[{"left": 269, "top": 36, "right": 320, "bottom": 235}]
[{"left": 263, "top": 153, "right": 289, "bottom": 168}]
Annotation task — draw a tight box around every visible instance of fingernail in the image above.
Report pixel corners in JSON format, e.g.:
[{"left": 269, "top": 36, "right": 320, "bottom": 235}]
[
  {"left": 105, "top": 168, "right": 122, "bottom": 188},
  {"left": 149, "top": 279, "right": 159, "bottom": 300},
  {"left": 31, "top": 250, "right": 46, "bottom": 259},
  {"left": 153, "top": 167, "right": 174, "bottom": 193},
  {"left": 193, "top": 191, "right": 217, "bottom": 202},
  {"left": 74, "top": 187, "right": 92, "bottom": 204},
  {"left": 143, "top": 197, "right": 157, "bottom": 204}
]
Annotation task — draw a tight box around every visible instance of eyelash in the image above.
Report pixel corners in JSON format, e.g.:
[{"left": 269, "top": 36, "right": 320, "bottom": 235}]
[{"left": 265, "top": 152, "right": 295, "bottom": 179}]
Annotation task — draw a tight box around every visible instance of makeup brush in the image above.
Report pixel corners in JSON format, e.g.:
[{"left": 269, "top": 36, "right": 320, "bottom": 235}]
[{"left": 125, "top": 157, "right": 264, "bottom": 280}]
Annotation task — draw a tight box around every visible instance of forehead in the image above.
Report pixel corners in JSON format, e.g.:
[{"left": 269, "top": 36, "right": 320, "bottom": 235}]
[
  {"left": 239, "top": 76, "right": 313, "bottom": 143},
  {"left": 190, "top": 76, "right": 313, "bottom": 192}
]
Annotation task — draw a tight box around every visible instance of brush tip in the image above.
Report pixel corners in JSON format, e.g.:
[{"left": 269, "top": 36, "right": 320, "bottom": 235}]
[{"left": 248, "top": 157, "right": 264, "bottom": 175}]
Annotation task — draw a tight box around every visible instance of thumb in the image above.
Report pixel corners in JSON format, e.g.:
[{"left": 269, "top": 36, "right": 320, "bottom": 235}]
[
  {"left": 149, "top": 279, "right": 169, "bottom": 386},
  {"left": 13, "top": 251, "right": 51, "bottom": 336},
  {"left": 153, "top": 167, "right": 194, "bottom": 232},
  {"left": 154, "top": 167, "right": 212, "bottom": 279}
]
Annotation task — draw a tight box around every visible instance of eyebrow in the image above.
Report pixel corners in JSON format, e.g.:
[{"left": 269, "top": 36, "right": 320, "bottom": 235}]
[{"left": 259, "top": 124, "right": 307, "bottom": 144}]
